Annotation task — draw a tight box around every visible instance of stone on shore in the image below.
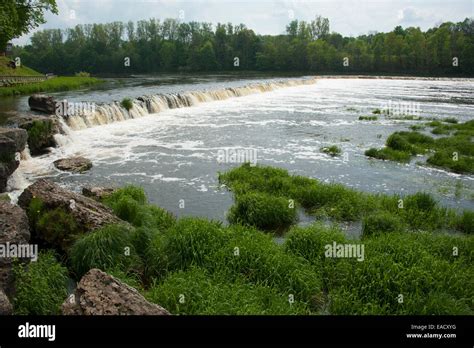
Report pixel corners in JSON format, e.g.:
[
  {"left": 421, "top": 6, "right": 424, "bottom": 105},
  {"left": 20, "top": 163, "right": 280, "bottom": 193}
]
[{"left": 62, "top": 269, "right": 170, "bottom": 315}]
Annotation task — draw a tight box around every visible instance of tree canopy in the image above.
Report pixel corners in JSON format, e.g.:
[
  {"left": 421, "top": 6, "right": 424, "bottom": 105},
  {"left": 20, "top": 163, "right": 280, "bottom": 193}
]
[
  {"left": 12, "top": 15, "right": 474, "bottom": 76},
  {"left": 0, "top": 0, "right": 58, "bottom": 51}
]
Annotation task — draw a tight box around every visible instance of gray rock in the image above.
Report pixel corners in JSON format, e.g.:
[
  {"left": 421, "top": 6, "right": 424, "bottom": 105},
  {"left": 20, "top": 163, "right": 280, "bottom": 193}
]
[
  {"left": 18, "top": 179, "right": 122, "bottom": 252},
  {"left": 0, "top": 201, "right": 30, "bottom": 297},
  {"left": 54, "top": 156, "right": 92, "bottom": 173},
  {"left": 0, "top": 128, "right": 27, "bottom": 193},
  {"left": 0, "top": 289, "right": 13, "bottom": 315},
  {"left": 82, "top": 186, "right": 116, "bottom": 200},
  {"left": 62, "top": 269, "right": 170, "bottom": 315},
  {"left": 28, "top": 94, "right": 56, "bottom": 114}
]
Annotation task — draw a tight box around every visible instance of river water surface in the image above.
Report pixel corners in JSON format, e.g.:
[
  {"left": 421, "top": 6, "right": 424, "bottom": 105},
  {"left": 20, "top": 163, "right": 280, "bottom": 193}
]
[{"left": 6, "top": 75, "right": 474, "bottom": 224}]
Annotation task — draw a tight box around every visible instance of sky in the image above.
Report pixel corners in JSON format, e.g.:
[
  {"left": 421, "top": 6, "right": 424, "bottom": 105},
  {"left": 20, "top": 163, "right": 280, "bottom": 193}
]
[{"left": 12, "top": 0, "right": 473, "bottom": 45}]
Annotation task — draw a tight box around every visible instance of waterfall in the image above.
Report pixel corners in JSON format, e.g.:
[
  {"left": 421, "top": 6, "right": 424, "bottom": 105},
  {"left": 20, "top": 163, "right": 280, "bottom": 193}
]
[{"left": 62, "top": 77, "right": 317, "bottom": 130}]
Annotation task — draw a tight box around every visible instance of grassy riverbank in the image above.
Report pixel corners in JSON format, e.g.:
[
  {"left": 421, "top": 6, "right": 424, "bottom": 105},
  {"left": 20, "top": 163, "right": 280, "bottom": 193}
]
[
  {"left": 13, "top": 164, "right": 473, "bottom": 315},
  {"left": 0, "top": 76, "right": 102, "bottom": 97}
]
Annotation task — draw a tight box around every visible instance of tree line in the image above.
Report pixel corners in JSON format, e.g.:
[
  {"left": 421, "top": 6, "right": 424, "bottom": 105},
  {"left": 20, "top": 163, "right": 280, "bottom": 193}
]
[{"left": 13, "top": 16, "right": 474, "bottom": 75}]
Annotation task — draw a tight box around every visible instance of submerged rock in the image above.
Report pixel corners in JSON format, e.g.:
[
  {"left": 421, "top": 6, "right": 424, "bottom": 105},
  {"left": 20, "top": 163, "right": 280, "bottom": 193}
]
[
  {"left": 0, "top": 289, "right": 13, "bottom": 315},
  {"left": 0, "top": 201, "right": 31, "bottom": 297},
  {"left": 82, "top": 186, "right": 115, "bottom": 200},
  {"left": 54, "top": 156, "right": 92, "bottom": 173},
  {"left": 62, "top": 269, "right": 170, "bottom": 315},
  {"left": 18, "top": 179, "right": 122, "bottom": 252},
  {"left": 0, "top": 128, "right": 27, "bottom": 192},
  {"left": 28, "top": 94, "right": 56, "bottom": 114}
]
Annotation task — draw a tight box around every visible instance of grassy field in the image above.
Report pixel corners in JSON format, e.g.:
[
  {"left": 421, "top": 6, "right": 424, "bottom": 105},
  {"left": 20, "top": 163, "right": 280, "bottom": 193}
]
[
  {"left": 15, "top": 165, "right": 473, "bottom": 315},
  {"left": 0, "top": 76, "right": 102, "bottom": 97},
  {"left": 0, "top": 56, "right": 42, "bottom": 76}
]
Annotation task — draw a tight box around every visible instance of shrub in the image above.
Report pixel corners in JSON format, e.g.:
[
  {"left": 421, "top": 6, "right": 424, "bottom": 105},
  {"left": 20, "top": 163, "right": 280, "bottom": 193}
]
[
  {"left": 145, "top": 267, "right": 310, "bottom": 315},
  {"left": 69, "top": 224, "right": 142, "bottom": 277},
  {"left": 362, "top": 212, "right": 405, "bottom": 237},
  {"left": 321, "top": 145, "right": 342, "bottom": 156},
  {"left": 121, "top": 98, "right": 133, "bottom": 111},
  {"left": 13, "top": 251, "right": 69, "bottom": 315},
  {"left": 74, "top": 71, "right": 91, "bottom": 77}
]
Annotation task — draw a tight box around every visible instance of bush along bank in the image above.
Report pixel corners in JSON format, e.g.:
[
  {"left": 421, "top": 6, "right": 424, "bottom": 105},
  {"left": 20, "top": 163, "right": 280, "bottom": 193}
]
[
  {"left": 4, "top": 166, "right": 473, "bottom": 315},
  {"left": 364, "top": 119, "right": 474, "bottom": 174}
]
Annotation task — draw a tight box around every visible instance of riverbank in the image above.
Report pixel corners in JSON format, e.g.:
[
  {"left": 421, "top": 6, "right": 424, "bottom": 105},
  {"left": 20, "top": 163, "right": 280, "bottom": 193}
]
[
  {"left": 0, "top": 76, "right": 103, "bottom": 97},
  {"left": 2, "top": 164, "right": 472, "bottom": 315}
]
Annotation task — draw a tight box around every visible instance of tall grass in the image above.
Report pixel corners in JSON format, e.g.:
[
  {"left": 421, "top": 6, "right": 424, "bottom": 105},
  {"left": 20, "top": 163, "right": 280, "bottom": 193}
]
[
  {"left": 13, "top": 251, "right": 69, "bottom": 315},
  {"left": 0, "top": 76, "right": 102, "bottom": 96}
]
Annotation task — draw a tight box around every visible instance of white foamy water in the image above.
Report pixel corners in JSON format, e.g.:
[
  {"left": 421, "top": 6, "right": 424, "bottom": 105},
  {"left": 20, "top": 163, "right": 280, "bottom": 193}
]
[{"left": 8, "top": 77, "right": 474, "bottom": 219}]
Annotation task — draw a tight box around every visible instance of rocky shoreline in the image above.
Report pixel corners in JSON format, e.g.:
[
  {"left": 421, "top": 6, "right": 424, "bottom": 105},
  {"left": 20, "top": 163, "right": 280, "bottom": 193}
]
[{"left": 0, "top": 179, "right": 170, "bottom": 315}]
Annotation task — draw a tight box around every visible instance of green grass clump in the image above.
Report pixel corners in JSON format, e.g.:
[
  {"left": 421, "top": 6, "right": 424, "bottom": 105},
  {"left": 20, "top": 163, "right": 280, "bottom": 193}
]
[
  {"left": 227, "top": 192, "right": 297, "bottom": 231},
  {"left": 13, "top": 251, "right": 69, "bottom": 315},
  {"left": 103, "top": 185, "right": 176, "bottom": 229},
  {"left": 362, "top": 212, "right": 405, "bottom": 237},
  {"left": 148, "top": 217, "right": 227, "bottom": 275},
  {"left": 359, "top": 115, "right": 378, "bottom": 121},
  {"left": 327, "top": 232, "right": 473, "bottom": 315},
  {"left": 145, "top": 267, "right": 310, "bottom": 315},
  {"left": 365, "top": 147, "right": 412, "bottom": 162},
  {"left": 0, "top": 76, "right": 102, "bottom": 97},
  {"left": 321, "top": 145, "right": 342, "bottom": 157},
  {"left": 456, "top": 211, "right": 474, "bottom": 234},
  {"left": 121, "top": 98, "right": 134, "bottom": 111},
  {"left": 443, "top": 117, "right": 458, "bottom": 124},
  {"left": 69, "top": 224, "right": 142, "bottom": 278},
  {"left": 372, "top": 109, "right": 381, "bottom": 114},
  {"left": 27, "top": 198, "right": 82, "bottom": 251},
  {"left": 427, "top": 151, "right": 474, "bottom": 174},
  {"left": 207, "top": 225, "right": 323, "bottom": 306}
]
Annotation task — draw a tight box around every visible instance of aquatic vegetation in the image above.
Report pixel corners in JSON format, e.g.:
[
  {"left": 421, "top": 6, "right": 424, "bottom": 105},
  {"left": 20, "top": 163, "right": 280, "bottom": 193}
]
[
  {"left": 103, "top": 186, "right": 176, "bottom": 230},
  {"left": 372, "top": 109, "right": 381, "bottom": 114},
  {"left": 359, "top": 115, "right": 378, "bottom": 121},
  {"left": 219, "top": 163, "right": 465, "bottom": 232},
  {"left": 13, "top": 251, "right": 69, "bottom": 315},
  {"left": 362, "top": 212, "right": 406, "bottom": 237},
  {"left": 364, "top": 120, "right": 474, "bottom": 174},
  {"left": 321, "top": 145, "right": 342, "bottom": 156},
  {"left": 227, "top": 192, "right": 297, "bottom": 231},
  {"left": 121, "top": 98, "right": 134, "bottom": 111}
]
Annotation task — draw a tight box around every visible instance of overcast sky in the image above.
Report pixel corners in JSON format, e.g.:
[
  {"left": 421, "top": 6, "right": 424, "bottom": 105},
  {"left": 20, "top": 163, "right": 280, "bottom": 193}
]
[{"left": 13, "top": 0, "right": 473, "bottom": 45}]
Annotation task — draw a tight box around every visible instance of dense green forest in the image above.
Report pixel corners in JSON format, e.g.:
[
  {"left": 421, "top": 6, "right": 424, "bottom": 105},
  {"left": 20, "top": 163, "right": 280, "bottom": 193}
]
[{"left": 13, "top": 16, "right": 474, "bottom": 75}]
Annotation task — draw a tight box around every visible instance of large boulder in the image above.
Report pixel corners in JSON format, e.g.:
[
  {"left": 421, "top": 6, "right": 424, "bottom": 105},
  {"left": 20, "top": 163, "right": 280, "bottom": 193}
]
[
  {"left": 0, "top": 201, "right": 31, "bottom": 297},
  {"left": 28, "top": 94, "right": 56, "bottom": 114},
  {"left": 18, "top": 116, "right": 57, "bottom": 156},
  {"left": 0, "top": 128, "right": 27, "bottom": 192},
  {"left": 18, "top": 179, "right": 122, "bottom": 252},
  {"left": 54, "top": 156, "right": 92, "bottom": 173},
  {"left": 62, "top": 269, "right": 170, "bottom": 315}
]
